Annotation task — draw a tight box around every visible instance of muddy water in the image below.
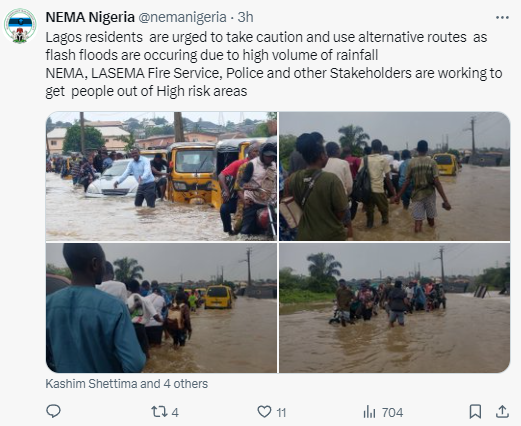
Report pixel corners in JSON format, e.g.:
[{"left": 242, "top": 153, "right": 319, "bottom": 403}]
[
  {"left": 45, "top": 174, "right": 271, "bottom": 241},
  {"left": 279, "top": 293, "right": 509, "bottom": 373},
  {"left": 351, "top": 165, "right": 510, "bottom": 241},
  {"left": 144, "top": 297, "right": 277, "bottom": 373}
]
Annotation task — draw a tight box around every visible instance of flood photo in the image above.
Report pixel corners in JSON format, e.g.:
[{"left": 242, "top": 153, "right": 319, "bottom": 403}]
[
  {"left": 279, "top": 112, "right": 509, "bottom": 241},
  {"left": 279, "top": 243, "right": 510, "bottom": 373},
  {"left": 46, "top": 242, "right": 277, "bottom": 373},
  {"left": 46, "top": 111, "right": 277, "bottom": 241}
]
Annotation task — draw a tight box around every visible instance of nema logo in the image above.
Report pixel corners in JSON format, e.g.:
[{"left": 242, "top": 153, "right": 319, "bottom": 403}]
[{"left": 4, "top": 8, "right": 36, "bottom": 43}]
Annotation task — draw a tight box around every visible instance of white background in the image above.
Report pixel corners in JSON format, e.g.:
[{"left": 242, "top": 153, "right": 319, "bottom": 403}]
[{"left": 1, "top": 1, "right": 516, "bottom": 425}]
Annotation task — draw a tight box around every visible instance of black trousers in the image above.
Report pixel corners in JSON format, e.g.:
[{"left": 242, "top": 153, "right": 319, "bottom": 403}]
[
  {"left": 135, "top": 182, "right": 156, "bottom": 207},
  {"left": 220, "top": 198, "right": 238, "bottom": 233},
  {"left": 240, "top": 203, "right": 265, "bottom": 235}
]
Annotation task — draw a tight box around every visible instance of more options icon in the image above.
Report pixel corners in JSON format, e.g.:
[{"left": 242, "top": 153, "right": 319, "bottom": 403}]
[{"left": 470, "top": 404, "right": 481, "bottom": 419}]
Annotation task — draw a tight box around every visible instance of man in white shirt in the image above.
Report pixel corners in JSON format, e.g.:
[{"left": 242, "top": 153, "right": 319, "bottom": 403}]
[
  {"left": 324, "top": 142, "right": 354, "bottom": 240},
  {"left": 145, "top": 287, "right": 166, "bottom": 347},
  {"left": 96, "top": 261, "right": 128, "bottom": 304},
  {"left": 126, "top": 280, "right": 162, "bottom": 359}
]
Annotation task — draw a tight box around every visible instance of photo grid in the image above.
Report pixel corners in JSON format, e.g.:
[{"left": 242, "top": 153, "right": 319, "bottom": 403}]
[{"left": 46, "top": 111, "right": 510, "bottom": 374}]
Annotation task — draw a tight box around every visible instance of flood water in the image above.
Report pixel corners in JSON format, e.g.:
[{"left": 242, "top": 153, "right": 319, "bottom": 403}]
[
  {"left": 45, "top": 173, "right": 271, "bottom": 241},
  {"left": 144, "top": 297, "right": 277, "bottom": 373},
  {"left": 279, "top": 293, "right": 509, "bottom": 373},
  {"left": 351, "top": 165, "right": 510, "bottom": 241}
]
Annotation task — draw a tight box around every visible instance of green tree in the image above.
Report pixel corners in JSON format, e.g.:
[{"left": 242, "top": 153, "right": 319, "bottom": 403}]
[
  {"left": 117, "top": 132, "right": 137, "bottom": 153},
  {"left": 279, "top": 134, "right": 297, "bottom": 171},
  {"left": 126, "top": 118, "right": 142, "bottom": 133},
  {"left": 152, "top": 117, "right": 168, "bottom": 125},
  {"left": 338, "top": 125, "right": 370, "bottom": 154},
  {"left": 145, "top": 125, "right": 174, "bottom": 138},
  {"left": 448, "top": 149, "right": 460, "bottom": 159},
  {"left": 193, "top": 118, "right": 203, "bottom": 132},
  {"left": 477, "top": 263, "right": 510, "bottom": 289},
  {"left": 251, "top": 122, "right": 270, "bottom": 137},
  {"left": 279, "top": 267, "right": 301, "bottom": 290},
  {"left": 46, "top": 117, "right": 54, "bottom": 133},
  {"left": 267, "top": 112, "right": 277, "bottom": 120},
  {"left": 46, "top": 263, "right": 72, "bottom": 279},
  {"left": 113, "top": 257, "right": 144, "bottom": 283},
  {"left": 62, "top": 124, "right": 104, "bottom": 154},
  {"left": 306, "top": 253, "right": 342, "bottom": 293},
  {"left": 225, "top": 120, "right": 236, "bottom": 131},
  {"left": 56, "top": 121, "right": 73, "bottom": 128}
]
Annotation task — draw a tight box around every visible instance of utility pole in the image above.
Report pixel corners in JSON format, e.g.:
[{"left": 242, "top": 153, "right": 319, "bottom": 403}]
[
  {"left": 463, "top": 116, "right": 477, "bottom": 156},
  {"left": 471, "top": 117, "right": 476, "bottom": 155},
  {"left": 174, "top": 112, "right": 185, "bottom": 142},
  {"left": 247, "top": 248, "right": 252, "bottom": 287},
  {"left": 434, "top": 246, "right": 446, "bottom": 284},
  {"left": 180, "top": 274, "right": 183, "bottom": 283},
  {"left": 80, "top": 112, "right": 86, "bottom": 155},
  {"left": 46, "top": 131, "right": 50, "bottom": 157},
  {"left": 221, "top": 266, "right": 224, "bottom": 284}
]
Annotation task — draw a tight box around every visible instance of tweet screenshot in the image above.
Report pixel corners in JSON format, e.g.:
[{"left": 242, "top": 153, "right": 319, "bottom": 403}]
[{"left": 2, "top": 0, "right": 516, "bottom": 425}]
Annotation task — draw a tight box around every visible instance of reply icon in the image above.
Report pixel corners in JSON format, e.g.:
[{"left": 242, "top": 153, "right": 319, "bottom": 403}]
[{"left": 47, "top": 404, "right": 61, "bottom": 418}]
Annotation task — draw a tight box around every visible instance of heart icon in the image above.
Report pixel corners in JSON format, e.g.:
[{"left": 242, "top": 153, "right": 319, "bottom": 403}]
[{"left": 258, "top": 405, "right": 272, "bottom": 418}]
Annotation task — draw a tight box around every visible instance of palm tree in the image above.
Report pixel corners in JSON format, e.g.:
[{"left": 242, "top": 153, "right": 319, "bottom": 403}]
[
  {"left": 306, "top": 253, "right": 342, "bottom": 279},
  {"left": 338, "top": 125, "right": 370, "bottom": 150},
  {"left": 113, "top": 257, "right": 144, "bottom": 283},
  {"left": 306, "top": 253, "right": 342, "bottom": 293}
]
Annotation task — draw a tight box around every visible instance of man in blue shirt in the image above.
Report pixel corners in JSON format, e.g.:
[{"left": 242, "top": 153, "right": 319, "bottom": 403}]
[
  {"left": 114, "top": 148, "right": 156, "bottom": 207},
  {"left": 46, "top": 243, "right": 146, "bottom": 373},
  {"left": 102, "top": 151, "right": 116, "bottom": 171}
]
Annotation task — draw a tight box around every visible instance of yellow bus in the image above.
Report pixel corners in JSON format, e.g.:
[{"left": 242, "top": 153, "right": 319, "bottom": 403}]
[
  {"left": 433, "top": 153, "right": 459, "bottom": 176},
  {"left": 204, "top": 285, "right": 233, "bottom": 309}
]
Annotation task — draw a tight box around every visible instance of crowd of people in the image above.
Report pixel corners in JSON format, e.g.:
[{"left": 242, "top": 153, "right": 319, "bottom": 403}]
[
  {"left": 46, "top": 243, "right": 204, "bottom": 373},
  {"left": 334, "top": 278, "right": 447, "bottom": 328},
  {"left": 280, "top": 134, "right": 452, "bottom": 240},
  {"left": 47, "top": 149, "right": 124, "bottom": 192}
]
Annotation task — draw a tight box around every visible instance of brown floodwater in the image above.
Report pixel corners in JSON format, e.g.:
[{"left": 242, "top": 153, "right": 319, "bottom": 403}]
[
  {"left": 144, "top": 297, "right": 277, "bottom": 373},
  {"left": 279, "top": 293, "right": 509, "bottom": 373},
  {"left": 351, "top": 165, "right": 510, "bottom": 241},
  {"left": 45, "top": 173, "right": 271, "bottom": 241}
]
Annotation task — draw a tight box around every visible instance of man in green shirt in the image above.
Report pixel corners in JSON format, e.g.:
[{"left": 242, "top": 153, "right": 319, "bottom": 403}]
[
  {"left": 288, "top": 132, "right": 348, "bottom": 241},
  {"left": 393, "top": 140, "right": 451, "bottom": 232}
]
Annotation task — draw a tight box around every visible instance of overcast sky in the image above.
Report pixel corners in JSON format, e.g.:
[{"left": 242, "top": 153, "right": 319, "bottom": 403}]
[
  {"left": 49, "top": 111, "right": 269, "bottom": 125},
  {"left": 280, "top": 243, "right": 509, "bottom": 279},
  {"left": 47, "top": 243, "right": 277, "bottom": 282},
  {"left": 279, "top": 112, "right": 509, "bottom": 150}
]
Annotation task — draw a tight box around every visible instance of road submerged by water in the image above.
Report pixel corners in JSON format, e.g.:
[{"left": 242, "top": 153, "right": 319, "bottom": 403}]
[
  {"left": 45, "top": 173, "right": 272, "bottom": 241},
  {"left": 145, "top": 297, "right": 277, "bottom": 373},
  {"left": 279, "top": 293, "right": 509, "bottom": 373},
  {"left": 350, "top": 165, "right": 509, "bottom": 241}
]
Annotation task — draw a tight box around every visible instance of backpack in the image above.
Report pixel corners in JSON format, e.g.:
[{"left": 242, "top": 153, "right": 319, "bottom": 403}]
[
  {"left": 351, "top": 156, "right": 371, "bottom": 203},
  {"left": 166, "top": 304, "right": 185, "bottom": 330}
]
